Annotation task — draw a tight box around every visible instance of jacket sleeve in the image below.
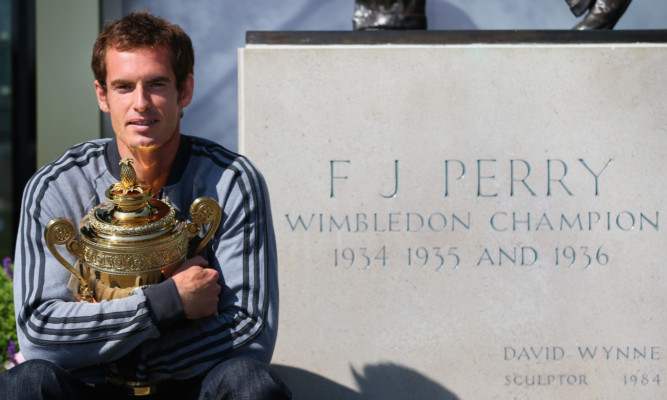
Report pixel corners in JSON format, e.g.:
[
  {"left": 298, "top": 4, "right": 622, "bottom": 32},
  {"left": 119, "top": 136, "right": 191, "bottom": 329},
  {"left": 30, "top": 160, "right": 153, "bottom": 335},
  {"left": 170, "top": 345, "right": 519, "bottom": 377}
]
[{"left": 134, "top": 156, "right": 279, "bottom": 382}]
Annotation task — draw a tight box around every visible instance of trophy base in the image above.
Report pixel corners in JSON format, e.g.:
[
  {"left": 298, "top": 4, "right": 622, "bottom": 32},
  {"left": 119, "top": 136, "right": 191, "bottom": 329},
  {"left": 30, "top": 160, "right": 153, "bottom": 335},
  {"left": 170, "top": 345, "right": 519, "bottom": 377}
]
[{"left": 78, "top": 260, "right": 183, "bottom": 301}]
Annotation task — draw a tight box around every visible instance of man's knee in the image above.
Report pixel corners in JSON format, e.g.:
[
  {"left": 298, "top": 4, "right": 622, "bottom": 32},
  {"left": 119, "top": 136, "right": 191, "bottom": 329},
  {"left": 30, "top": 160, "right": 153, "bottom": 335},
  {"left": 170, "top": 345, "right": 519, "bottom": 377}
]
[
  {"left": 0, "top": 359, "right": 92, "bottom": 400},
  {"left": 202, "top": 358, "right": 292, "bottom": 399},
  {"left": 3, "top": 359, "right": 62, "bottom": 386}
]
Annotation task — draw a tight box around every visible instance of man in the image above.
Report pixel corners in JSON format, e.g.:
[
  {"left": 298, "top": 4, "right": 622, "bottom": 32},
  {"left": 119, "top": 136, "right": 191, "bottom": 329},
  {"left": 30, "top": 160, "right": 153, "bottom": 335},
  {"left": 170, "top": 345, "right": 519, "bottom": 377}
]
[{"left": 0, "top": 11, "right": 291, "bottom": 399}]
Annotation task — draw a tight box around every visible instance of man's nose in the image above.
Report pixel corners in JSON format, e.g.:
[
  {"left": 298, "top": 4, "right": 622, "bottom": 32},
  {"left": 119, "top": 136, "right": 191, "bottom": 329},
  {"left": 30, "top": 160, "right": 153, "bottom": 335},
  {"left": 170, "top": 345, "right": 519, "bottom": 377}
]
[{"left": 133, "top": 85, "right": 151, "bottom": 112}]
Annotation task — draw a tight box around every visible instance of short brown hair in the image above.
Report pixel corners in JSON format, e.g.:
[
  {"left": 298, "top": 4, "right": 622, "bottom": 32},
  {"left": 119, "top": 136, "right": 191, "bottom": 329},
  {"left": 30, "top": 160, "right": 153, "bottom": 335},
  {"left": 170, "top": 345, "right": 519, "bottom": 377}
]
[{"left": 91, "top": 11, "right": 194, "bottom": 92}]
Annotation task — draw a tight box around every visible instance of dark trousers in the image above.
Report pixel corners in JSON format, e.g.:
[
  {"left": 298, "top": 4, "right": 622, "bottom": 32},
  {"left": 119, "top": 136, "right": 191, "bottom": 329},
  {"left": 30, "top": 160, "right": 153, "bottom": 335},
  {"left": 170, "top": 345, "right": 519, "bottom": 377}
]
[{"left": 0, "top": 358, "right": 291, "bottom": 400}]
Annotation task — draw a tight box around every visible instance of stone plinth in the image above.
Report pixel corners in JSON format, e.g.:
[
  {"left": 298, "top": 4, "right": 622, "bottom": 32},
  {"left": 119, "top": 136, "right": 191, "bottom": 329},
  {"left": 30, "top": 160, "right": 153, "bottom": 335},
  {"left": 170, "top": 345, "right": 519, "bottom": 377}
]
[{"left": 239, "top": 31, "right": 666, "bottom": 399}]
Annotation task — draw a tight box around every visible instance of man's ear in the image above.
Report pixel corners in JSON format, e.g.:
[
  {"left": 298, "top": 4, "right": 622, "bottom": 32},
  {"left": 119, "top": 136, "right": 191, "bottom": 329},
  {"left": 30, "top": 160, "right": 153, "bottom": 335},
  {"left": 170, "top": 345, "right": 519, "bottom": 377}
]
[
  {"left": 94, "top": 80, "right": 110, "bottom": 113},
  {"left": 178, "top": 74, "right": 194, "bottom": 108}
]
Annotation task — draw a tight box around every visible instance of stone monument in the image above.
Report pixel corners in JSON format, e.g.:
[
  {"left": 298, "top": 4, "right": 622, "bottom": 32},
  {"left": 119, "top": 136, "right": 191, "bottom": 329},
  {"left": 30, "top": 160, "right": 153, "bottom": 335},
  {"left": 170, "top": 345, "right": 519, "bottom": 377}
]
[{"left": 239, "top": 31, "right": 666, "bottom": 399}]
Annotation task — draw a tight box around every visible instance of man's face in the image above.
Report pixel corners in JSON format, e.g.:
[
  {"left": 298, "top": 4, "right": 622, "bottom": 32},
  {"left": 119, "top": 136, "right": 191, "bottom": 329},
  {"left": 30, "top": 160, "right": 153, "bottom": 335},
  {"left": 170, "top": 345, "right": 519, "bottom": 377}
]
[{"left": 94, "top": 47, "right": 193, "bottom": 153}]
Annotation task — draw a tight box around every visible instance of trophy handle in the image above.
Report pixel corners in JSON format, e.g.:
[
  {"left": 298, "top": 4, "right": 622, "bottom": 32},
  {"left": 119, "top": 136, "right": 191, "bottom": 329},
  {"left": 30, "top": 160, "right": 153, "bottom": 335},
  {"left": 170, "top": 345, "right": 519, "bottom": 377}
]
[
  {"left": 44, "top": 218, "right": 94, "bottom": 302},
  {"left": 187, "top": 197, "right": 222, "bottom": 257}
]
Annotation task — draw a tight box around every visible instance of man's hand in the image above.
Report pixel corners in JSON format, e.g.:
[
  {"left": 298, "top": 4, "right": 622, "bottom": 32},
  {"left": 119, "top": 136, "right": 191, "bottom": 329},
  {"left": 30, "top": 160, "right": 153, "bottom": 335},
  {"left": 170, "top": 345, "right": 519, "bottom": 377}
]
[{"left": 171, "top": 256, "right": 221, "bottom": 319}]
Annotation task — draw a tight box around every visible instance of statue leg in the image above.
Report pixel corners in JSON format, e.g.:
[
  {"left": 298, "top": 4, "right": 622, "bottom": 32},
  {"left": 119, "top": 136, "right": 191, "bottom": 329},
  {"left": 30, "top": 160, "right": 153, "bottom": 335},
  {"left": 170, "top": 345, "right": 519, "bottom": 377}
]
[
  {"left": 566, "top": 0, "right": 594, "bottom": 17},
  {"left": 353, "top": 0, "right": 427, "bottom": 30},
  {"left": 574, "top": 0, "right": 633, "bottom": 30}
]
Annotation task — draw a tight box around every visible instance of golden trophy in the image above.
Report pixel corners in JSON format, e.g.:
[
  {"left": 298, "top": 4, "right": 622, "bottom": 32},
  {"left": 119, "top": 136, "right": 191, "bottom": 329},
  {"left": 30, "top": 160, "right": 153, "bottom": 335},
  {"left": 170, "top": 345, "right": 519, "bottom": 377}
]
[{"left": 44, "top": 158, "right": 222, "bottom": 302}]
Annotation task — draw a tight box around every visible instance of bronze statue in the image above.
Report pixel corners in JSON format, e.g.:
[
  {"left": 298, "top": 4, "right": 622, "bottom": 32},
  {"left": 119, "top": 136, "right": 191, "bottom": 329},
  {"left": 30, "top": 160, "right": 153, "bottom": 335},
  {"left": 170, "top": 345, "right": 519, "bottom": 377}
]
[
  {"left": 353, "top": 0, "right": 427, "bottom": 30},
  {"left": 566, "top": 0, "right": 633, "bottom": 30}
]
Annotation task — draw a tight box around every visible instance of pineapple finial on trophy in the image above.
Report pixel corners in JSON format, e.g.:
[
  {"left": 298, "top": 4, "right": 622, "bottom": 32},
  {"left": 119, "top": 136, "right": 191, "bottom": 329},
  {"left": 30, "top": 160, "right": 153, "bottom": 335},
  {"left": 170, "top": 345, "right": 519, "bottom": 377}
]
[
  {"left": 120, "top": 158, "right": 137, "bottom": 187},
  {"left": 113, "top": 158, "right": 147, "bottom": 195}
]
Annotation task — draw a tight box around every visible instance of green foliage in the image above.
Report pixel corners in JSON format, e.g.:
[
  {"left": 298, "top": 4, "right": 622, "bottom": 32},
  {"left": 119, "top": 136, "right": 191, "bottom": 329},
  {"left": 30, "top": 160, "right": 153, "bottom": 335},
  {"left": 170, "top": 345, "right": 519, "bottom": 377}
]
[{"left": 0, "top": 259, "right": 17, "bottom": 371}]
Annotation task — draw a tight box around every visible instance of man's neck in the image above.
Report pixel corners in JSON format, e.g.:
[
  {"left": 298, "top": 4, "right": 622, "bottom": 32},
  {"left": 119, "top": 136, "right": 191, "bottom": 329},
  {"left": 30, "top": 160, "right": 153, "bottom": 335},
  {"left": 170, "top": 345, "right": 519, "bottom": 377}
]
[{"left": 117, "top": 133, "right": 180, "bottom": 194}]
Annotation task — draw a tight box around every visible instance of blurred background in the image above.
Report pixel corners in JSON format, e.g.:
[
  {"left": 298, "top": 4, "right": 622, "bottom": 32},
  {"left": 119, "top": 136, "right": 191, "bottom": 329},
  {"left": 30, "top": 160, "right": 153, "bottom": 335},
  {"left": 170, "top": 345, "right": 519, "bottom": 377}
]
[{"left": 1, "top": 0, "right": 666, "bottom": 256}]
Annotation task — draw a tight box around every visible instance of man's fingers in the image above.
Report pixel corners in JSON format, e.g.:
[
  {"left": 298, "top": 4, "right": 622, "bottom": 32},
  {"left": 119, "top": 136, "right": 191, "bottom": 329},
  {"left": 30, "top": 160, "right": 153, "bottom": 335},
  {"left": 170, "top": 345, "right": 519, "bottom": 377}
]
[{"left": 170, "top": 258, "right": 221, "bottom": 319}]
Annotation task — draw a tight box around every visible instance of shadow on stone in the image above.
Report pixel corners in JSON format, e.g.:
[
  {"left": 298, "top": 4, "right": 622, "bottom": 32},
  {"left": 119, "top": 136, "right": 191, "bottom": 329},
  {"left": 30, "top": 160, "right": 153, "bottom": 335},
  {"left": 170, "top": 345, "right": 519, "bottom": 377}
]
[{"left": 272, "top": 362, "right": 460, "bottom": 399}]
